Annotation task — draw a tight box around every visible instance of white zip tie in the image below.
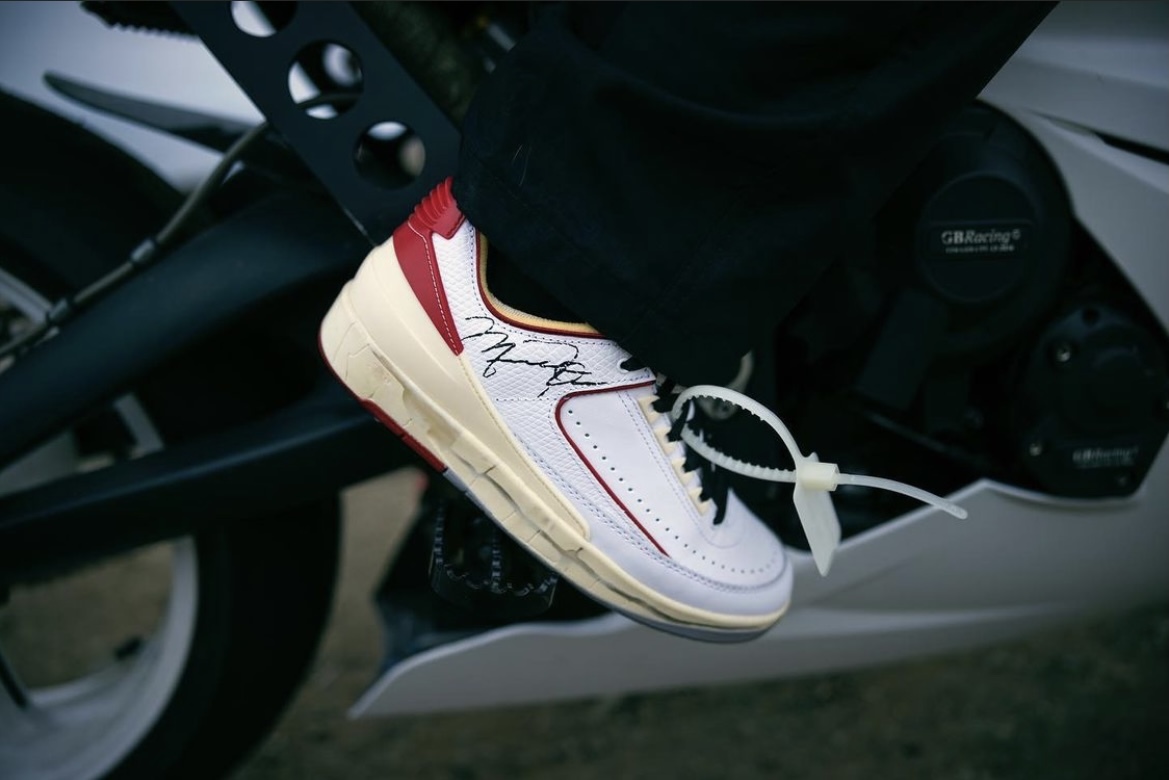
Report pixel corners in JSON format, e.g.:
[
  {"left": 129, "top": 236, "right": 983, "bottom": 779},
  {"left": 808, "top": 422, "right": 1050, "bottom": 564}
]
[{"left": 672, "top": 385, "right": 967, "bottom": 575}]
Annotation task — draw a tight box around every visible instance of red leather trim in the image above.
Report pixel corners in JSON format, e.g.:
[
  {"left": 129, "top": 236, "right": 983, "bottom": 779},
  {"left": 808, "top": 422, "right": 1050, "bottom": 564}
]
[
  {"left": 555, "top": 383, "right": 668, "bottom": 557},
  {"left": 392, "top": 179, "right": 465, "bottom": 356},
  {"left": 359, "top": 400, "right": 448, "bottom": 473},
  {"left": 414, "top": 177, "right": 465, "bottom": 239}
]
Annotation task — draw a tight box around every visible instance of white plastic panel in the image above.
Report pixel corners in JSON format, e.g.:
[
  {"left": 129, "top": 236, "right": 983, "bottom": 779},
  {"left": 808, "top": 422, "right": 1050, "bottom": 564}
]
[
  {"left": 352, "top": 440, "right": 1168, "bottom": 717},
  {"left": 0, "top": 2, "right": 261, "bottom": 189},
  {"left": 980, "top": 1, "right": 1169, "bottom": 152}
]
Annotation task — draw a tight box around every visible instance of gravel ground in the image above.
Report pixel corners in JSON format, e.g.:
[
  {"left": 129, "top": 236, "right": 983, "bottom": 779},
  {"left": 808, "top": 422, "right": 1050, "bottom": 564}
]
[{"left": 230, "top": 472, "right": 1169, "bottom": 780}]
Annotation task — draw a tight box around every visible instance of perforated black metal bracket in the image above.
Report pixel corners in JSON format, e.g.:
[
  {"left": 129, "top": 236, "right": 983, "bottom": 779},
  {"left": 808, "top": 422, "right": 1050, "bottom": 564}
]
[{"left": 171, "top": 1, "right": 460, "bottom": 244}]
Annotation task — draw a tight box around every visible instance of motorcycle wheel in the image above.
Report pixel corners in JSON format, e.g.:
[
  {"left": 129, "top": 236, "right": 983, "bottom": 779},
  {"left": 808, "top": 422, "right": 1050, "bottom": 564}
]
[{"left": 0, "top": 92, "right": 340, "bottom": 780}]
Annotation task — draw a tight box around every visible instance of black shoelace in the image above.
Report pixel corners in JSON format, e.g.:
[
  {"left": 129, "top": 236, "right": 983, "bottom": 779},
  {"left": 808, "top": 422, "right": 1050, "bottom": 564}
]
[{"left": 621, "top": 358, "right": 730, "bottom": 525}]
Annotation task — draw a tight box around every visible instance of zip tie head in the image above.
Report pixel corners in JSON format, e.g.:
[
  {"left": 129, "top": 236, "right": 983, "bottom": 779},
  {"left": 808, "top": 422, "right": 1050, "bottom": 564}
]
[{"left": 797, "top": 460, "right": 840, "bottom": 491}]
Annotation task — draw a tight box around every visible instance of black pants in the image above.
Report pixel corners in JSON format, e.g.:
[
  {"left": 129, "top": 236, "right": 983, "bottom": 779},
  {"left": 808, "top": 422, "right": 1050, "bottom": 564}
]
[{"left": 452, "top": 1, "right": 1054, "bottom": 385}]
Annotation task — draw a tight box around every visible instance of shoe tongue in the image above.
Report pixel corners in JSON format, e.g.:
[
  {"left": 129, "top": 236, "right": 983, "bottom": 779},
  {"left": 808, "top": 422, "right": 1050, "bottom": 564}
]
[{"left": 483, "top": 245, "right": 583, "bottom": 322}]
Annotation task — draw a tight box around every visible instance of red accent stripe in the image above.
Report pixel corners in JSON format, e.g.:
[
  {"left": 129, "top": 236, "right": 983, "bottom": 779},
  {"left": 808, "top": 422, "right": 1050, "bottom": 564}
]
[
  {"left": 392, "top": 180, "right": 465, "bottom": 355},
  {"left": 358, "top": 400, "right": 448, "bottom": 473},
  {"left": 414, "top": 177, "right": 465, "bottom": 239},
  {"left": 555, "top": 383, "right": 668, "bottom": 557}
]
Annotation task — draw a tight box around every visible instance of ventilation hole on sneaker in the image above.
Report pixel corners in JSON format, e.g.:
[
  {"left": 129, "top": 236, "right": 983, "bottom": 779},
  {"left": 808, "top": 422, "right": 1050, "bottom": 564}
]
[
  {"left": 355, "top": 122, "right": 426, "bottom": 187},
  {"left": 289, "top": 42, "right": 363, "bottom": 119},
  {"left": 232, "top": 1, "right": 295, "bottom": 37}
]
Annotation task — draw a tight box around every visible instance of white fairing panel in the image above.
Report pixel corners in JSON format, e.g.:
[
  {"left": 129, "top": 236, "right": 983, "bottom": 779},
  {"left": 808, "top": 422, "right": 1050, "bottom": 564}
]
[
  {"left": 980, "top": 1, "right": 1169, "bottom": 332},
  {"left": 979, "top": 2, "right": 1168, "bottom": 152},
  {"left": 355, "top": 443, "right": 1168, "bottom": 717},
  {"left": 355, "top": 2, "right": 1169, "bottom": 718}
]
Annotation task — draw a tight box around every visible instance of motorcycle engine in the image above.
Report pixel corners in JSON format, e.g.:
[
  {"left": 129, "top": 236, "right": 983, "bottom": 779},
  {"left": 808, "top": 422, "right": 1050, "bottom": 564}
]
[
  {"left": 863, "top": 104, "right": 1071, "bottom": 374},
  {"left": 777, "top": 104, "right": 1169, "bottom": 534},
  {"left": 1011, "top": 303, "right": 1168, "bottom": 498}
]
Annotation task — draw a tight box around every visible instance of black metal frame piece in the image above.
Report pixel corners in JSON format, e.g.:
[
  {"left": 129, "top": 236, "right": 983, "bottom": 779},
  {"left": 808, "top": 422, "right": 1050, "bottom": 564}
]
[
  {"left": 0, "top": 380, "right": 406, "bottom": 582},
  {"left": 171, "top": 1, "right": 460, "bottom": 244},
  {"left": 0, "top": 194, "right": 413, "bottom": 578},
  {"left": 0, "top": 2, "right": 462, "bottom": 574},
  {"left": 0, "top": 193, "right": 364, "bottom": 467}
]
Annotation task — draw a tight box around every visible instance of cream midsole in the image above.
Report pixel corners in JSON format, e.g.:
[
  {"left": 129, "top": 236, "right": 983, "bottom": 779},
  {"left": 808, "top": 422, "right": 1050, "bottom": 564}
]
[{"left": 319, "top": 243, "right": 784, "bottom": 632}]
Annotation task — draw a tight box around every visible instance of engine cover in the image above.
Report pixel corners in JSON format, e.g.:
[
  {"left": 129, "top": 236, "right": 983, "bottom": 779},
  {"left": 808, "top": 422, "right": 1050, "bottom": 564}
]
[
  {"left": 856, "top": 105, "right": 1071, "bottom": 414},
  {"left": 1013, "top": 304, "right": 1169, "bottom": 498},
  {"left": 911, "top": 106, "right": 1071, "bottom": 359}
]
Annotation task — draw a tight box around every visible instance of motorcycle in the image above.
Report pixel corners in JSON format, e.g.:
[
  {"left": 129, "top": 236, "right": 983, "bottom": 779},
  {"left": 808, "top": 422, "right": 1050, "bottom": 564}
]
[{"left": 0, "top": 2, "right": 1165, "bottom": 778}]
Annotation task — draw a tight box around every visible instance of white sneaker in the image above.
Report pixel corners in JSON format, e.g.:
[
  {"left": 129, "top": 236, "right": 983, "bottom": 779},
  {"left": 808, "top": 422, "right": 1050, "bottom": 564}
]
[{"left": 319, "top": 179, "right": 791, "bottom": 641}]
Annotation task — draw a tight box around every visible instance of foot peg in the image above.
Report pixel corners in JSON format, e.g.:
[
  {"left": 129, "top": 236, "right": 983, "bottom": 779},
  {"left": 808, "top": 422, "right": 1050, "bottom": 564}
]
[{"left": 425, "top": 481, "right": 559, "bottom": 620}]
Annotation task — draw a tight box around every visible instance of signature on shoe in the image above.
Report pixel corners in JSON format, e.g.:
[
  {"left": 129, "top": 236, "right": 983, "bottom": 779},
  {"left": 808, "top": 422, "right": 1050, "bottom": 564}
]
[{"left": 463, "top": 316, "right": 600, "bottom": 396}]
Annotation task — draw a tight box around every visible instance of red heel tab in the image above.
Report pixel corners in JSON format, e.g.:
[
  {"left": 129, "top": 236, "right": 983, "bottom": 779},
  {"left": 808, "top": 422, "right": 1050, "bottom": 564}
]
[
  {"left": 393, "top": 177, "right": 465, "bottom": 356},
  {"left": 413, "top": 177, "right": 465, "bottom": 240}
]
